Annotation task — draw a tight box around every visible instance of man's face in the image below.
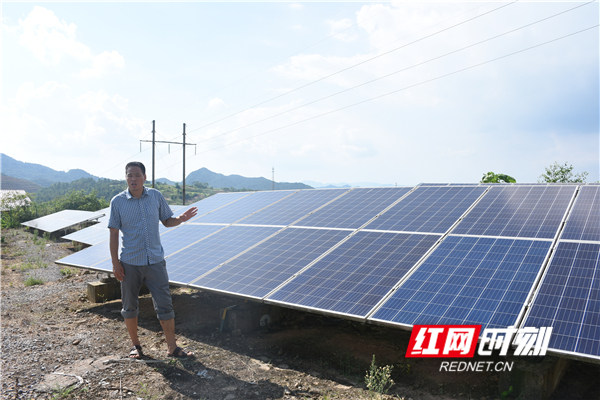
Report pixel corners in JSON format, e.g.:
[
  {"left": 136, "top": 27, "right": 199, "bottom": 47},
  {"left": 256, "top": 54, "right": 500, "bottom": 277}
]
[{"left": 126, "top": 166, "right": 146, "bottom": 194}]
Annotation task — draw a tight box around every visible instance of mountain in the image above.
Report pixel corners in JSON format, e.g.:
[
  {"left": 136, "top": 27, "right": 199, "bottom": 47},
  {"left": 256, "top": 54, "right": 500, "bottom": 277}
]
[
  {"left": 187, "top": 167, "right": 312, "bottom": 191},
  {"left": 1, "top": 154, "right": 98, "bottom": 187},
  {"left": 0, "top": 174, "right": 42, "bottom": 192}
]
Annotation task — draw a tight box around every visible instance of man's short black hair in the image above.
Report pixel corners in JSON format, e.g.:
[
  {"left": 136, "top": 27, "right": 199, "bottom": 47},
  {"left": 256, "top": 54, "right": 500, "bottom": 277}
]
[{"left": 126, "top": 161, "right": 146, "bottom": 175}]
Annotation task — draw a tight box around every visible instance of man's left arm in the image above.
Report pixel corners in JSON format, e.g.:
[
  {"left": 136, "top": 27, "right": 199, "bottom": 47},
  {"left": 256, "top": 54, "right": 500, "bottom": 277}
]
[{"left": 162, "top": 207, "right": 198, "bottom": 227}]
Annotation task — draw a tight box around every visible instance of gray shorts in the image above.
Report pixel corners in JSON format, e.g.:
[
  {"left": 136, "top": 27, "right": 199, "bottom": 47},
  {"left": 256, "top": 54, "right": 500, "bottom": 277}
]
[{"left": 120, "top": 260, "right": 174, "bottom": 321}]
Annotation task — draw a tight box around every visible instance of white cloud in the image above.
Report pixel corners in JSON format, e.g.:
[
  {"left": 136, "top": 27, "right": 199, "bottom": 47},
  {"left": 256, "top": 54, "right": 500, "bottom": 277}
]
[
  {"left": 208, "top": 97, "right": 226, "bottom": 111},
  {"left": 79, "top": 50, "right": 125, "bottom": 79},
  {"left": 16, "top": 6, "right": 123, "bottom": 78},
  {"left": 327, "top": 18, "right": 357, "bottom": 42},
  {"left": 17, "top": 6, "right": 90, "bottom": 65}
]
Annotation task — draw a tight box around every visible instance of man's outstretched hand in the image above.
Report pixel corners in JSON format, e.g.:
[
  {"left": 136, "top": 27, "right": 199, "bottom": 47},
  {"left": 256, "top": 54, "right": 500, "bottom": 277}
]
[{"left": 179, "top": 207, "right": 198, "bottom": 223}]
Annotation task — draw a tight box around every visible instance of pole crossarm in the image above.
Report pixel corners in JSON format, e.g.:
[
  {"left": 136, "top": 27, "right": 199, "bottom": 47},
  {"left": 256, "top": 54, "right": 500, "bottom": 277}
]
[
  {"left": 139, "top": 121, "right": 197, "bottom": 205},
  {"left": 140, "top": 139, "right": 196, "bottom": 146}
]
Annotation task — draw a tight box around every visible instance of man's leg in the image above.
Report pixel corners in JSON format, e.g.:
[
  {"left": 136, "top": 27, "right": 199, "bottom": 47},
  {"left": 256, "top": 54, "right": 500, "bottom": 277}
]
[
  {"left": 120, "top": 261, "right": 143, "bottom": 358},
  {"left": 125, "top": 316, "right": 140, "bottom": 346},
  {"left": 146, "top": 260, "right": 192, "bottom": 357},
  {"left": 159, "top": 318, "right": 192, "bottom": 357},
  {"left": 159, "top": 318, "right": 176, "bottom": 353}
]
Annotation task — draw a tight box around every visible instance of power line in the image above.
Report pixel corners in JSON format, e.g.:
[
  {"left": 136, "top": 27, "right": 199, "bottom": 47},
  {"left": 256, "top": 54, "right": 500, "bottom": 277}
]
[
  {"left": 185, "top": 0, "right": 519, "bottom": 137},
  {"left": 189, "top": 1, "right": 594, "bottom": 146},
  {"left": 192, "top": 24, "right": 598, "bottom": 156}
]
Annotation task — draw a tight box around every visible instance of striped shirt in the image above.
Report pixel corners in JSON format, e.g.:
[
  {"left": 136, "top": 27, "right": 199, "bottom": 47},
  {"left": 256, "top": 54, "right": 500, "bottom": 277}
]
[{"left": 108, "top": 187, "right": 173, "bottom": 266}]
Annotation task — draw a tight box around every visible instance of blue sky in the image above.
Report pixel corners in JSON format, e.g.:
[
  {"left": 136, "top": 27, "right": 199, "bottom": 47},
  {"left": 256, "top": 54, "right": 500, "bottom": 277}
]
[{"left": 2, "top": 1, "right": 598, "bottom": 186}]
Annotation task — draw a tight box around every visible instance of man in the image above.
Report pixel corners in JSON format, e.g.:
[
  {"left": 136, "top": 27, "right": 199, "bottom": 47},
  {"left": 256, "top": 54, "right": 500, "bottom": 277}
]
[{"left": 109, "top": 161, "right": 198, "bottom": 359}]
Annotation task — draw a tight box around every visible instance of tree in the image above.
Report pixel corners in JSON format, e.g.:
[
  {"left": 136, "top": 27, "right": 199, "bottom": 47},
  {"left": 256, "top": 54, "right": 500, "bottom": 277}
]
[
  {"left": 539, "top": 162, "right": 588, "bottom": 183},
  {"left": 481, "top": 172, "right": 516, "bottom": 183}
]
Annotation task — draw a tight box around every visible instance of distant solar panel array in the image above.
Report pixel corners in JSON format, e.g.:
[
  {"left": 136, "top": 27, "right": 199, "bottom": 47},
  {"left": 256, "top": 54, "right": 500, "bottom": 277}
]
[
  {"left": 57, "top": 184, "right": 600, "bottom": 363},
  {"left": 22, "top": 209, "right": 105, "bottom": 233}
]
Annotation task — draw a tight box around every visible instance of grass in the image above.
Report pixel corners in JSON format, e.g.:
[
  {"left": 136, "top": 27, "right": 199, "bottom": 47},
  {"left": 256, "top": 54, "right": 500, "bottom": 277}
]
[
  {"left": 16, "top": 258, "right": 47, "bottom": 271},
  {"left": 365, "top": 355, "right": 394, "bottom": 398},
  {"left": 60, "top": 267, "right": 77, "bottom": 277},
  {"left": 24, "top": 276, "right": 45, "bottom": 286}
]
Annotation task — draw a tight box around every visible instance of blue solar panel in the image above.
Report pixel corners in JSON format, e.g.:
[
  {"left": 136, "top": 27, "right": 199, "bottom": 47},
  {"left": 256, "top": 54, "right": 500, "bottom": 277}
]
[
  {"left": 187, "top": 192, "right": 253, "bottom": 222},
  {"left": 364, "top": 186, "right": 486, "bottom": 233},
  {"left": 56, "top": 240, "right": 111, "bottom": 270},
  {"left": 63, "top": 206, "right": 187, "bottom": 245},
  {"left": 370, "top": 236, "right": 551, "bottom": 329},
  {"left": 193, "top": 190, "right": 294, "bottom": 224},
  {"left": 561, "top": 186, "right": 600, "bottom": 242},
  {"left": 23, "top": 209, "right": 105, "bottom": 233},
  {"left": 194, "top": 228, "right": 351, "bottom": 298},
  {"left": 453, "top": 185, "right": 576, "bottom": 239},
  {"left": 523, "top": 242, "right": 600, "bottom": 360},
  {"left": 240, "top": 189, "right": 348, "bottom": 226},
  {"left": 62, "top": 225, "right": 108, "bottom": 246},
  {"left": 268, "top": 232, "right": 441, "bottom": 318},
  {"left": 162, "top": 224, "right": 225, "bottom": 255},
  {"left": 166, "top": 226, "right": 281, "bottom": 285},
  {"left": 293, "top": 187, "right": 411, "bottom": 229}
]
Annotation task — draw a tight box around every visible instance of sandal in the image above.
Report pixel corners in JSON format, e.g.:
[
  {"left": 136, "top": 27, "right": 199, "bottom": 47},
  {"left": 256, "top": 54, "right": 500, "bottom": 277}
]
[
  {"left": 129, "top": 344, "right": 144, "bottom": 359},
  {"left": 168, "top": 346, "right": 194, "bottom": 359}
]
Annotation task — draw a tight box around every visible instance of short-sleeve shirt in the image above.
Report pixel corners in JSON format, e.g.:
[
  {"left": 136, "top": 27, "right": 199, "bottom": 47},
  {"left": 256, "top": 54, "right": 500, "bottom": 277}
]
[{"left": 108, "top": 187, "right": 174, "bottom": 266}]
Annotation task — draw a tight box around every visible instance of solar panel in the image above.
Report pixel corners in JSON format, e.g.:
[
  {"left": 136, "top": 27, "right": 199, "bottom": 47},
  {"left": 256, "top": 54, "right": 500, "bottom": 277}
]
[
  {"left": 194, "top": 227, "right": 351, "bottom": 298},
  {"left": 268, "top": 232, "right": 441, "bottom": 318},
  {"left": 187, "top": 191, "right": 253, "bottom": 222},
  {"left": 62, "top": 205, "right": 187, "bottom": 245},
  {"left": 53, "top": 184, "right": 600, "bottom": 363},
  {"left": 370, "top": 236, "right": 551, "bottom": 329},
  {"left": 165, "top": 225, "right": 281, "bottom": 285},
  {"left": 22, "top": 209, "right": 105, "bottom": 233},
  {"left": 364, "top": 186, "right": 486, "bottom": 233},
  {"left": 453, "top": 185, "right": 576, "bottom": 239},
  {"left": 240, "top": 189, "right": 349, "bottom": 226},
  {"left": 293, "top": 187, "right": 411, "bottom": 229},
  {"left": 561, "top": 186, "right": 600, "bottom": 242},
  {"left": 55, "top": 240, "right": 112, "bottom": 270},
  {"left": 192, "top": 190, "right": 294, "bottom": 224},
  {"left": 522, "top": 241, "right": 600, "bottom": 361}
]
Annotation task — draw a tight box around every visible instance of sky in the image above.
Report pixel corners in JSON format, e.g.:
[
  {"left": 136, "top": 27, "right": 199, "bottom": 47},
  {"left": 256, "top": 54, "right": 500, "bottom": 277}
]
[{"left": 1, "top": 1, "right": 598, "bottom": 186}]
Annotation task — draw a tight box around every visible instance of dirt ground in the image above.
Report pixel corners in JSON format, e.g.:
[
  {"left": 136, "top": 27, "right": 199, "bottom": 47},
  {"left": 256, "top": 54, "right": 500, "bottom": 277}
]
[{"left": 1, "top": 227, "right": 599, "bottom": 400}]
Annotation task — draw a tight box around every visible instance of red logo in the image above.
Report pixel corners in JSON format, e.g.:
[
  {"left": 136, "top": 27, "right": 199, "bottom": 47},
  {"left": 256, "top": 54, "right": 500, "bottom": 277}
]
[{"left": 406, "top": 325, "right": 481, "bottom": 358}]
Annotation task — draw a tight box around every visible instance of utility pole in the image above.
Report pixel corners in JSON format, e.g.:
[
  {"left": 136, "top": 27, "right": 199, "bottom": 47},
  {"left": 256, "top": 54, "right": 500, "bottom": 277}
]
[
  {"left": 183, "top": 123, "right": 187, "bottom": 205},
  {"left": 140, "top": 121, "right": 196, "bottom": 205},
  {"left": 272, "top": 167, "right": 275, "bottom": 191},
  {"left": 152, "top": 120, "right": 156, "bottom": 187}
]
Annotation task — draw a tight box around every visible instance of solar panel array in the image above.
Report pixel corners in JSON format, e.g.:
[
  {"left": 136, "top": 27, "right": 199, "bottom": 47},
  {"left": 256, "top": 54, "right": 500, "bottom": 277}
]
[
  {"left": 23, "top": 209, "right": 105, "bottom": 233},
  {"left": 522, "top": 185, "right": 600, "bottom": 360},
  {"left": 57, "top": 184, "right": 600, "bottom": 362}
]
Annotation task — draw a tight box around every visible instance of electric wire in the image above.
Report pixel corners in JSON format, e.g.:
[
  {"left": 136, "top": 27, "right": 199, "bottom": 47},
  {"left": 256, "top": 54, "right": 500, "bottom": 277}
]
[
  {"left": 189, "top": 1, "right": 593, "bottom": 146},
  {"left": 184, "top": 0, "right": 519, "bottom": 136},
  {"left": 192, "top": 24, "right": 598, "bottom": 156}
]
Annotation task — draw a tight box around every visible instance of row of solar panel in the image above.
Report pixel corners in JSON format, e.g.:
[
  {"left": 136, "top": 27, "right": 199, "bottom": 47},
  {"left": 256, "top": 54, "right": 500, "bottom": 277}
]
[{"left": 57, "top": 184, "right": 599, "bottom": 362}]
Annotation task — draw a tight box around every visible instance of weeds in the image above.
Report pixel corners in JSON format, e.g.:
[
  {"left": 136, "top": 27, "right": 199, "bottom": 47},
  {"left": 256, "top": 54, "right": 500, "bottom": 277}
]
[
  {"left": 365, "top": 355, "right": 394, "bottom": 398},
  {"left": 60, "top": 267, "right": 76, "bottom": 277},
  {"left": 24, "top": 276, "right": 44, "bottom": 286},
  {"left": 17, "top": 258, "right": 47, "bottom": 271}
]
